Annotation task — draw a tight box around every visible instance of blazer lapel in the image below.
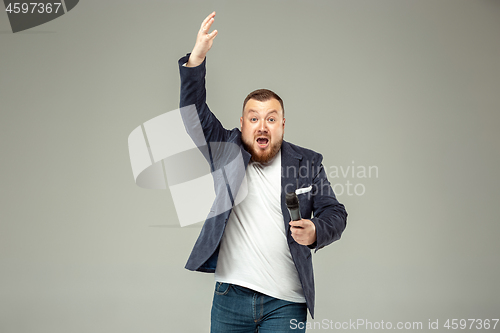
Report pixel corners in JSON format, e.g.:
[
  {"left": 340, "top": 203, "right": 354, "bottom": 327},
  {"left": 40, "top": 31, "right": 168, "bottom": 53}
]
[{"left": 280, "top": 141, "right": 302, "bottom": 232}]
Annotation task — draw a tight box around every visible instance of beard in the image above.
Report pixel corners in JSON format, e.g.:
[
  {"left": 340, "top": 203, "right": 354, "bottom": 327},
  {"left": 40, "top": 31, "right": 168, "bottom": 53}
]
[{"left": 242, "top": 134, "right": 283, "bottom": 164}]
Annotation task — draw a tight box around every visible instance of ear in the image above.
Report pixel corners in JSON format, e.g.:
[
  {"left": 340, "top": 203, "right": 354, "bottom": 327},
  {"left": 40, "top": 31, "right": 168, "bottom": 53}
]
[
  {"left": 282, "top": 117, "right": 286, "bottom": 130},
  {"left": 240, "top": 116, "right": 243, "bottom": 129}
]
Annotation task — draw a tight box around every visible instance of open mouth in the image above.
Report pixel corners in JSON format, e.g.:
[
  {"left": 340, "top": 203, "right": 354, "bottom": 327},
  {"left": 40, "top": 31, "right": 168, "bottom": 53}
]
[{"left": 256, "top": 137, "right": 269, "bottom": 148}]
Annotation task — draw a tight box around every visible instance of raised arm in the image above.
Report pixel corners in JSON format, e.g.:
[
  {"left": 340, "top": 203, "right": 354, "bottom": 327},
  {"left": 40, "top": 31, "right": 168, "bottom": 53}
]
[{"left": 179, "top": 12, "right": 226, "bottom": 141}]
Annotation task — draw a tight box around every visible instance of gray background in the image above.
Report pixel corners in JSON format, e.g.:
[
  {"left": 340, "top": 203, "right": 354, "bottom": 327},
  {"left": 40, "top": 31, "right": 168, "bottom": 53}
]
[{"left": 1, "top": 0, "right": 499, "bottom": 332}]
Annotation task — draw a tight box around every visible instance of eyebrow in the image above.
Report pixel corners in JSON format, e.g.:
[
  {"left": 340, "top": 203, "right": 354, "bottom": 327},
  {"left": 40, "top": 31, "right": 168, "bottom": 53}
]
[{"left": 247, "top": 110, "right": 279, "bottom": 116}]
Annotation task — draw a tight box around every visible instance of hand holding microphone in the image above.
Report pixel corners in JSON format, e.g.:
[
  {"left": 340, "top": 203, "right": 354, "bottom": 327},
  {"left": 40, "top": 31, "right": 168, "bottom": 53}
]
[{"left": 286, "top": 192, "right": 317, "bottom": 246}]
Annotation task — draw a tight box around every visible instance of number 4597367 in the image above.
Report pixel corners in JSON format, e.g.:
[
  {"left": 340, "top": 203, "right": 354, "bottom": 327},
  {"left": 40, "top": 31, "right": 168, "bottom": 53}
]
[
  {"left": 443, "top": 319, "right": 499, "bottom": 330},
  {"left": 5, "top": 2, "right": 62, "bottom": 14}
]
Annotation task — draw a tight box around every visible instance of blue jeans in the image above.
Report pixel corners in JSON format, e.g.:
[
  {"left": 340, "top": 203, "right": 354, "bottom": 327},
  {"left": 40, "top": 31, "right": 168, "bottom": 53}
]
[{"left": 210, "top": 282, "right": 307, "bottom": 333}]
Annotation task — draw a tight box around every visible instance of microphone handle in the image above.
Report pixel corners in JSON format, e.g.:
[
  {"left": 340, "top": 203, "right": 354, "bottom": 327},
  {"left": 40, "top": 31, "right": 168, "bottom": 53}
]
[{"left": 288, "top": 206, "right": 302, "bottom": 221}]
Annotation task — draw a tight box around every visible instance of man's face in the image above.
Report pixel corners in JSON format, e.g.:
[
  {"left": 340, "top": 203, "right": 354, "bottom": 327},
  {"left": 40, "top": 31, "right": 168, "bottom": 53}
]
[{"left": 240, "top": 98, "right": 285, "bottom": 164}]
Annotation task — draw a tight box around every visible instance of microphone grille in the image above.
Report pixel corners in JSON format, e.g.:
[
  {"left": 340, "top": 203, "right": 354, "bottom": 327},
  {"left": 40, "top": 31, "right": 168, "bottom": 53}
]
[{"left": 285, "top": 192, "right": 299, "bottom": 207}]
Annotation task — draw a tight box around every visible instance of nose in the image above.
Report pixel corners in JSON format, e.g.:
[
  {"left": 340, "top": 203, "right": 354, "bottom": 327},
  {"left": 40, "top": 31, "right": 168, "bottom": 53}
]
[{"left": 257, "top": 120, "right": 268, "bottom": 134}]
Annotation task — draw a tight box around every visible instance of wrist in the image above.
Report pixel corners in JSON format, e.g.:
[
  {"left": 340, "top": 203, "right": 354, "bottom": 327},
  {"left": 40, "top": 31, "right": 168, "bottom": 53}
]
[{"left": 187, "top": 53, "right": 205, "bottom": 67}]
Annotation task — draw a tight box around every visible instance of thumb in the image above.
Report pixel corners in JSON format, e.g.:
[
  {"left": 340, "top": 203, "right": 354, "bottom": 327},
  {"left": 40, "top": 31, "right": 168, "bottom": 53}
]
[{"left": 289, "top": 220, "right": 304, "bottom": 227}]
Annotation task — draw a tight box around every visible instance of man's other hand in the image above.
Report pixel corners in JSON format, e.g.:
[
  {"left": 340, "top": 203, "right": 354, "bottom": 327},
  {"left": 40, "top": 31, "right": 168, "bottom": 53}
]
[
  {"left": 289, "top": 219, "right": 317, "bottom": 246},
  {"left": 187, "top": 11, "right": 218, "bottom": 67}
]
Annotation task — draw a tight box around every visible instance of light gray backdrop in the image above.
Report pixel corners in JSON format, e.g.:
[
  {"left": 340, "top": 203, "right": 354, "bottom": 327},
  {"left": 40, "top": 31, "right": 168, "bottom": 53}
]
[{"left": 1, "top": 0, "right": 499, "bottom": 332}]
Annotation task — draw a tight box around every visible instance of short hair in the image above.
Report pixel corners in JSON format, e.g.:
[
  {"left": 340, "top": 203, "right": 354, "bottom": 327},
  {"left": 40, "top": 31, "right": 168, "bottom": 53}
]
[{"left": 242, "top": 89, "right": 285, "bottom": 117}]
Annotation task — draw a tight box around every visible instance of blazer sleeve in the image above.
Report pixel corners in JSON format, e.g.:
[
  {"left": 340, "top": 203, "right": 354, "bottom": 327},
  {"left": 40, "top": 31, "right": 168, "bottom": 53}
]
[
  {"left": 178, "top": 54, "right": 230, "bottom": 145},
  {"left": 309, "top": 156, "right": 348, "bottom": 252}
]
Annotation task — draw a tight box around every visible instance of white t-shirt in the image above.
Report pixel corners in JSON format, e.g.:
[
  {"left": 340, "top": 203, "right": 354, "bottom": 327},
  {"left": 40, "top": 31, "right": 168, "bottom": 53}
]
[{"left": 214, "top": 149, "right": 306, "bottom": 303}]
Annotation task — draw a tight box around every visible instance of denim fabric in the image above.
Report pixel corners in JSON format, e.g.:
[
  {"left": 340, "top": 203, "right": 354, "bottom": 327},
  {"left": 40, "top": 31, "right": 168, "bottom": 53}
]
[{"left": 211, "top": 282, "right": 307, "bottom": 333}]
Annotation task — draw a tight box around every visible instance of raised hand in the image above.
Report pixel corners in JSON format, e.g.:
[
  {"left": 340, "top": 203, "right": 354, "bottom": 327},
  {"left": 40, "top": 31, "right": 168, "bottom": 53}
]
[{"left": 187, "top": 11, "right": 218, "bottom": 67}]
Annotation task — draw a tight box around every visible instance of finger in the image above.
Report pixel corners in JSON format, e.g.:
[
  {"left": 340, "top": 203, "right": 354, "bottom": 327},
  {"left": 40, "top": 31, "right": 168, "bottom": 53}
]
[
  {"left": 289, "top": 220, "right": 304, "bottom": 228},
  {"left": 200, "top": 12, "right": 215, "bottom": 29},
  {"left": 294, "top": 237, "right": 305, "bottom": 245},
  {"left": 291, "top": 228, "right": 303, "bottom": 237},
  {"left": 207, "top": 29, "right": 218, "bottom": 40},
  {"left": 201, "top": 13, "right": 216, "bottom": 32},
  {"left": 202, "top": 18, "right": 214, "bottom": 33}
]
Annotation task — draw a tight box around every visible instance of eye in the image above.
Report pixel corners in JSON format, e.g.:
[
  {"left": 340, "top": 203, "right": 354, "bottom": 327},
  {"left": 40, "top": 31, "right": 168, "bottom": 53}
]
[
  {"left": 250, "top": 117, "right": 258, "bottom": 122},
  {"left": 268, "top": 118, "right": 276, "bottom": 122}
]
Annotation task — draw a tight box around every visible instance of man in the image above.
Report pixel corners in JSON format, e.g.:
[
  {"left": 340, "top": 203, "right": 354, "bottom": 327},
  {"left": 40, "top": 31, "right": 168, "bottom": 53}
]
[{"left": 179, "top": 12, "right": 347, "bottom": 333}]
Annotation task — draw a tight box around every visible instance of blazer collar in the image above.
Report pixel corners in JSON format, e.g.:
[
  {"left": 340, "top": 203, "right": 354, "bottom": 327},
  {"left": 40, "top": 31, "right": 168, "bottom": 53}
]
[{"left": 281, "top": 140, "right": 302, "bottom": 163}]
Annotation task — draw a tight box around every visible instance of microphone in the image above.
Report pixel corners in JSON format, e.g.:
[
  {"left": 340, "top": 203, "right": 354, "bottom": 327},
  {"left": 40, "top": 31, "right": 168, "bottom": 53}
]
[{"left": 286, "top": 192, "right": 301, "bottom": 221}]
